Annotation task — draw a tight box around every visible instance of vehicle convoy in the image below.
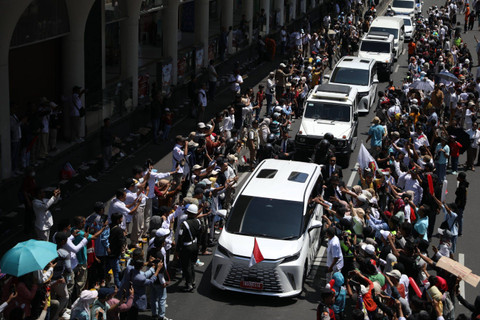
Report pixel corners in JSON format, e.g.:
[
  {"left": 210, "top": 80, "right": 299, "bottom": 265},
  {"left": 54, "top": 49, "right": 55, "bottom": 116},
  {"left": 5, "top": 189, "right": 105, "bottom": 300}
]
[
  {"left": 211, "top": 159, "right": 324, "bottom": 297},
  {"left": 295, "top": 83, "right": 360, "bottom": 167},
  {"left": 358, "top": 32, "right": 395, "bottom": 81},
  {"left": 325, "top": 56, "right": 378, "bottom": 113},
  {"left": 369, "top": 16, "right": 405, "bottom": 60}
]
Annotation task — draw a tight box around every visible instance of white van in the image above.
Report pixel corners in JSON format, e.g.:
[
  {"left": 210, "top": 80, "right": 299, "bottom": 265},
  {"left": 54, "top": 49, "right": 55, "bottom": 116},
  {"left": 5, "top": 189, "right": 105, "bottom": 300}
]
[
  {"left": 211, "top": 159, "right": 324, "bottom": 297},
  {"left": 369, "top": 16, "right": 405, "bottom": 60}
]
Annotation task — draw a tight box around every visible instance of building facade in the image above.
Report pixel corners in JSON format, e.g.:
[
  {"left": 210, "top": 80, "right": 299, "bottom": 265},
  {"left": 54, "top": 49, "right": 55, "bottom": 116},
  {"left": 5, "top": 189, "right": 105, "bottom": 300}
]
[{"left": 0, "top": 0, "right": 322, "bottom": 179}]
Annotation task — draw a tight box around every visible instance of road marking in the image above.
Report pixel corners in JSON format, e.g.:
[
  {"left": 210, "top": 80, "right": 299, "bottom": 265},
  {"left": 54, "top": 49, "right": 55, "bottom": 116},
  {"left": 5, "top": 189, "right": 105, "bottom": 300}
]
[
  {"left": 459, "top": 253, "right": 465, "bottom": 298},
  {"left": 347, "top": 163, "right": 360, "bottom": 187},
  {"left": 394, "top": 64, "right": 399, "bottom": 73}
]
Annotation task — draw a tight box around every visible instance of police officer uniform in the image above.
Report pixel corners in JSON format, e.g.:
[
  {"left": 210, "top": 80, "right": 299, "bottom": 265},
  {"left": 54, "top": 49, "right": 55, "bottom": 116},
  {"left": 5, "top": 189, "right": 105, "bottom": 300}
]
[{"left": 177, "top": 204, "right": 203, "bottom": 291}]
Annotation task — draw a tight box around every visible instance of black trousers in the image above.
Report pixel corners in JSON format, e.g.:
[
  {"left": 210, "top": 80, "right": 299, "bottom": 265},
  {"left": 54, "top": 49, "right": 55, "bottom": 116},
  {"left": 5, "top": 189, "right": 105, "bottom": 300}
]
[{"left": 179, "top": 244, "right": 198, "bottom": 286}]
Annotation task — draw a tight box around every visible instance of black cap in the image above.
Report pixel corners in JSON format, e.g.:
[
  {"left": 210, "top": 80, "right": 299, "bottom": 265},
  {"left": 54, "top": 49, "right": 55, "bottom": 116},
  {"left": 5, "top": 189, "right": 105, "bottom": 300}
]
[
  {"left": 55, "top": 231, "right": 69, "bottom": 243},
  {"left": 94, "top": 201, "right": 105, "bottom": 212},
  {"left": 124, "top": 178, "right": 135, "bottom": 189}
]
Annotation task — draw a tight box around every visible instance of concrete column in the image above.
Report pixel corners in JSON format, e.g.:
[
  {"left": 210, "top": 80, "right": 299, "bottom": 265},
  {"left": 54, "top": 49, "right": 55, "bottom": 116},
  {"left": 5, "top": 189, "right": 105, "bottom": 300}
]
[
  {"left": 63, "top": 0, "right": 96, "bottom": 139},
  {"left": 221, "top": 0, "right": 233, "bottom": 54},
  {"left": 120, "top": 0, "right": 143, "bottom": 107},
  {"left": 274, "top": 0, "right": 284, "bottom": 27},
  {"left": 260, "top": 0, "right": 270, "bottom": 35},
  {"left": 289, "top": 0, "right": 297, "bottom": 21},
  {"left": 163, "top": 0, "right": 179, "bottom": 84},
  {"left": 300, "top": 0, "right": 307, "bottom": 14},
  {"left": 195, "top": 0, "right": 209, "bottom": 67},
  {"left": 243, "top": 0, "right": 254, "bottom": 44},
  {"left": 0, "top": 0, "right": 32, "bottom": 179}
]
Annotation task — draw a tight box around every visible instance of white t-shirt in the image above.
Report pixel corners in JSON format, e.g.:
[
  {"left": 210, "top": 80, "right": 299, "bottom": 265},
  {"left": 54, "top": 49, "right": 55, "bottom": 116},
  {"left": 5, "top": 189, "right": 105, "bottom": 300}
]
[
  {"left": 145, "top": 171, "right": 171, "bottom": 198},
  {"left": 108, "top": 198, "right": 131, "bottom": 230},
  {"left": 327, "top": 236, "right": 344, "bottom": 271}
]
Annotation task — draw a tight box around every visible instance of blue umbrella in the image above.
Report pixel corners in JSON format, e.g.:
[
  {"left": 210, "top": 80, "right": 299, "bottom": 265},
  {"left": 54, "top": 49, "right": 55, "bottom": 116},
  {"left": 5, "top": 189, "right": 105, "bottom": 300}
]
[
  {"left": 436, "top": 70, "right": 459, "bottom": 83},
  {"left": 0, "top": 239, "right": 58, "bottom": 277}
]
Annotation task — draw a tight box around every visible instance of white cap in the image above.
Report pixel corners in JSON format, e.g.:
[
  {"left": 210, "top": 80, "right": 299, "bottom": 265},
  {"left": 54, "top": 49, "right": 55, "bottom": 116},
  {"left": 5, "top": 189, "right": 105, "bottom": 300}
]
[
  {"left": 412, "top": 98, "right": 418, "bottom": 104},
  {"left": 201, "top": 178, "right": 212, "bottom": 185},
  {"left": 192, "top": 164, "right": 202, "bottom": 170},
  {"left": 279, "top": 63, "right": 286, "bottom": 68},
  {"left": 156, "top": 228, "right": 171, "bottom": 238},
  {"left": 197, "top": 122, "right": 206, "bottom": 129},
  {"left": 187, "top": 204, "right": 199, "bottom": 214}
]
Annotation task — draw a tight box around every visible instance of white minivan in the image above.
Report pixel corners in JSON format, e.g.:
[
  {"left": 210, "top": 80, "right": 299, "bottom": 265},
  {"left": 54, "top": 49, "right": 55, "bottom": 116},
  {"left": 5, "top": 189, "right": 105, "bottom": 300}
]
[
  {"left": 369, "top": 16, "right": 405, "bottom": 60},
  {"left": 211, "top": 159, "right": 324, "bottom": 297}
]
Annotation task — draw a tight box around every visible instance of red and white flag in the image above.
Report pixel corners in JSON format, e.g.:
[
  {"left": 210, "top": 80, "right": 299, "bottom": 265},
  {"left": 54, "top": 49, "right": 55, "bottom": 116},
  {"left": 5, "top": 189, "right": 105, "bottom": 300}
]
[
  {"left": 249, "top": 238, "right": 264, "bottom": 267},
  {"left": 357, "top": 143, "right": 378, "bottom": 173}
]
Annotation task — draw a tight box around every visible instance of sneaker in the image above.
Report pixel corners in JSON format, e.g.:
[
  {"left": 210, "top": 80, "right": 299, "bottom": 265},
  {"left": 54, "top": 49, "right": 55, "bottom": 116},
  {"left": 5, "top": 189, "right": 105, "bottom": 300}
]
[
  {"left": 195, "top": 259, "right": 205, "bottom": 267},
  {"left": 162, "top": 317, "right": 173, "bottom": 320},
  {"left": 182, "top": 284, "right": 194, "bottom": 292}
]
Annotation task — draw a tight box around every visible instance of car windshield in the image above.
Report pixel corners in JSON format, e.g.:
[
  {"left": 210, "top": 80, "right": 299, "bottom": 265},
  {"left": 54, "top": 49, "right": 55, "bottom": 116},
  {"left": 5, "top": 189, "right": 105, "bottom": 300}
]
[
  {"left": 361, "top": 41, "right": 391, "bottom": 53},
  {"left": 331, "top": 67, "right": 370, "bottom": 86},
  {"left": 403, "top": 18, "right": 412, "bottom": 26},
  {"left": 370, "top": 26, "right": 399, "bottom": 39},
  {"left": 393, "top": 0, "right": 414, "bottom": 8},
  {"left": 304, "top": 102, "right": 351, "bottom": 122},
  {"left": 226, "top": 195, "right": 304, "bottom": 240}
]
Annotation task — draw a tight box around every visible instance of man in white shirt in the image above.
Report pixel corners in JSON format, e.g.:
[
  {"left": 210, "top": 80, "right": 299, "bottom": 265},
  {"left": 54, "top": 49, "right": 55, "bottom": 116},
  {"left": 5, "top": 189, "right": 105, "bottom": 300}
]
[
  {"left": 326, "top": 227, "right": 344, "bottom": 281},
  {"left": 266, "top": 72, "right": 276, "bottom": 115},
  {"left": 109, "top": 188, "right": 141, "bottom": 231},
  {"left": 229, "top": 70, "right": 243, "bottom": 94},
  {"left": 125, "top": 178, "right": 147, "bottom": 245},
  {"left": 143, "top": 161, "right": 177, "bottom": 236},
  {"left": 33, "top": 187, "right": 61, "bottom": 241},
  {"left": 172, "top": 136, "right": 188, "bottom": 184}
]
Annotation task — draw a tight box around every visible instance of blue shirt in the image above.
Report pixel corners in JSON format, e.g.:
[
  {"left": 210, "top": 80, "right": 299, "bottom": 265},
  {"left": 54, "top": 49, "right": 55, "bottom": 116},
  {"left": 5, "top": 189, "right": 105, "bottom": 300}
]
[
  {"left": 414, "top": 216, "right": 429, "bottom": 241},
  {"left": 72, "top": 229, "right": 93, "bottom": 265},
  {"left": 368, "top": 124, "right": 384, "bottom": 147},
  {"left": 435, "top": 143, "right": 450, "bottom": 165}
]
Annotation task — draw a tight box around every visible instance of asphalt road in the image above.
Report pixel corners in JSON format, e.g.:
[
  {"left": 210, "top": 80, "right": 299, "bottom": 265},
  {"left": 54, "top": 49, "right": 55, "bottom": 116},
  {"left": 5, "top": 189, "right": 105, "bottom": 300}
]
[{"left": 156, "top": 3, "right": 480, "bottom": 320}]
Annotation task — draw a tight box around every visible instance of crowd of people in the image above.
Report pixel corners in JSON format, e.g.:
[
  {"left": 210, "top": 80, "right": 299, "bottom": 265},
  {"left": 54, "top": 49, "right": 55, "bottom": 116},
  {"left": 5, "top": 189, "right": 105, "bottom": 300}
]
[{"left": 3, "top": 0, "right": 480, "bottom": 319}]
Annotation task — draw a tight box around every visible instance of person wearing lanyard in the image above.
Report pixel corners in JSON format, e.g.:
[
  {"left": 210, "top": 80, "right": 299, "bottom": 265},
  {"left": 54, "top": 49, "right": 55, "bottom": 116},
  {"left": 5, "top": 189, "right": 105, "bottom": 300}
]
[{"left": 176, "top": 204, "right": 209, "bottom": 292}]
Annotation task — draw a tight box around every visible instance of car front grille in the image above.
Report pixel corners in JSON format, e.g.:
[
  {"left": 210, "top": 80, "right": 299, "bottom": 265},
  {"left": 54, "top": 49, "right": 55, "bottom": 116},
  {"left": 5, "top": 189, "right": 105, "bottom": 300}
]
[{"left": 223, "top": 262, "right": 283, "bottom": 293}]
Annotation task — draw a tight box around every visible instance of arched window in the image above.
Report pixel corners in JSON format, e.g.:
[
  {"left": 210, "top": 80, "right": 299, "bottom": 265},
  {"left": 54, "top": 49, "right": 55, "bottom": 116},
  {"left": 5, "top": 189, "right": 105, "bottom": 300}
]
[{"left": 10, "top": 0, "right": 70, "bottom": 48}]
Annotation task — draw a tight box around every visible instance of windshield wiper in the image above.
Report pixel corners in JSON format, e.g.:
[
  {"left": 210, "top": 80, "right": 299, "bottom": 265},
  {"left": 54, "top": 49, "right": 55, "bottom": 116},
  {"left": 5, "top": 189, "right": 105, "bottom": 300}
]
[
  {"left": 247, "top": 233, "right": 269, "bottom": 238},
  {"left": 281, "top": 236, "right": 298, "bottom": 240}
]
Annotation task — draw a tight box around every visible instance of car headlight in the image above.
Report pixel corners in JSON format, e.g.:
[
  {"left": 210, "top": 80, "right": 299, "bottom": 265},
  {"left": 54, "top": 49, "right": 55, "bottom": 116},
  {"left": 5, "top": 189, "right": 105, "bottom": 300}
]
[
  {"left": 281, "top": 251, "right": 301, "bottom": 264},
  {"left": 217, "top": 244, "right": 232, "bottom": 258}
]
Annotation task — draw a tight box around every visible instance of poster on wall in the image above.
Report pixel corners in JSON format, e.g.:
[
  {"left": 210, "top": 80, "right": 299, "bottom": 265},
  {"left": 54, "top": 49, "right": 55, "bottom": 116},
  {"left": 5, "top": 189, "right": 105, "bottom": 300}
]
[
  {"left": 196, "top": 48, "right": 204, "bottom": 72},
  {"left": 162, "top": 63, "right": 172, "bottom": 94}
]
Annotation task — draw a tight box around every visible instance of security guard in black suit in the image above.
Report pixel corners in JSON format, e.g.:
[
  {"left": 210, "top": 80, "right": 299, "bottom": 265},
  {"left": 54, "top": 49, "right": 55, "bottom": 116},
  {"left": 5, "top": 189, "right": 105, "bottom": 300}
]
[{"left": 177, "top": 204, "right": 204, "bottom": 292}]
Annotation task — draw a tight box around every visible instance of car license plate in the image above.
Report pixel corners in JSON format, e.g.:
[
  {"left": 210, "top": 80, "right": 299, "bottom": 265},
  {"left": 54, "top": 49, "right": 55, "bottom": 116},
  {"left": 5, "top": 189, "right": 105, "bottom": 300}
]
[{"left": 240, "top": 280, "right": 263, "bottom": 290}]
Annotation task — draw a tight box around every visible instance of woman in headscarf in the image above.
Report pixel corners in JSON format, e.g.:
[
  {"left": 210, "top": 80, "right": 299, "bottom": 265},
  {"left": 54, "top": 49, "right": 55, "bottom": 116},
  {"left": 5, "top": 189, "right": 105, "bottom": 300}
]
[
  {"left": 70, "top": 289, "right": 98, "bottom": 320},
  {"left": 258, "top": 118, "right": 271, "bottom": 146}
]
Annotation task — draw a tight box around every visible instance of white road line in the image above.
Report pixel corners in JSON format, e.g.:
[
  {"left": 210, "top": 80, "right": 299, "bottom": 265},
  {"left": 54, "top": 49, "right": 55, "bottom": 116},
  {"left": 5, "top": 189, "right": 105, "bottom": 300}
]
[
  {"left": 394, "top": 64, "right": 399, "bottom": 73},
  {"left": 459, "top": 253, "right": 465, "bottom": 298},
  {"left": 347, "top": 163, "right": 360, "bottom": 187}
]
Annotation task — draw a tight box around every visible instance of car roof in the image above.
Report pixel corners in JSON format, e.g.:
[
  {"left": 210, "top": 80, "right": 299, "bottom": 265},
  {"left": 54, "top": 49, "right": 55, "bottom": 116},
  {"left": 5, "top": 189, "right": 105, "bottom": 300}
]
[
  {"left": 336, "top": 56, "right": 374, "bottom": 70},
  {"left": 309, "top": 83, "right": 359, "bottom": 102},
  {"left": 364, "top": 32, "right": 394, "bottom": 41},
  {"left": 241, "top": 159, "right": 320, "bottom": 202},
  {"left": 371, "top": 16, "right": 404, "bottom": 26}
]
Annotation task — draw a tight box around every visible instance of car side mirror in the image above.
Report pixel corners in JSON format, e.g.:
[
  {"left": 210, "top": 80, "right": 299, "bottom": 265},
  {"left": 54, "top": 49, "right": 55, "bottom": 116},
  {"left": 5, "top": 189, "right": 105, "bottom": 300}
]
[
  {"left": 373, "top": 79, "right": 379, "bottom": 84},
  {"left": 308, "top": 220, "right": 322, "bottom": 232},
  {"left": 354, "top": 113, "right": 359, "bottom": 121},
  {"left": 324, "top": 74, "right": 330, "bottom": 80}
]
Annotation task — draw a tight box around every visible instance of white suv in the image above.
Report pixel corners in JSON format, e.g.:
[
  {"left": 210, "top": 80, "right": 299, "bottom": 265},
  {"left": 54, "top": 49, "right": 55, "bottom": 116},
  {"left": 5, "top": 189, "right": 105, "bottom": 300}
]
[
  {"left": 358, "top": 32, "right": 395, "bottom": 81},
  {"left": 325, "top": 56, "right": 378, "bottom": 113},
  {"left": 211, "top": 159, "right": 324, "bottom": 297}
]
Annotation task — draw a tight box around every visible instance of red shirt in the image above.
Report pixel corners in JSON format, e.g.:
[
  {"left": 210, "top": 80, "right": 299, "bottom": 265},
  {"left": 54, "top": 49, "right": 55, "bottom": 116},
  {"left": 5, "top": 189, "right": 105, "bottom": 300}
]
[{"left": 449, "top": 141, "right": 462, "bottom": 157}]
